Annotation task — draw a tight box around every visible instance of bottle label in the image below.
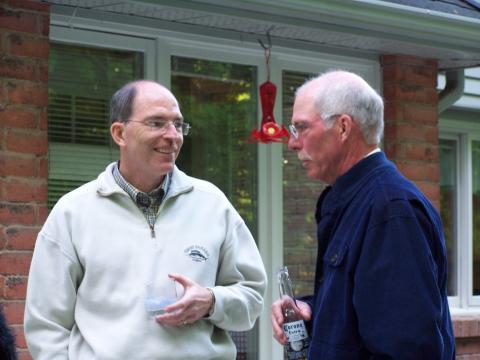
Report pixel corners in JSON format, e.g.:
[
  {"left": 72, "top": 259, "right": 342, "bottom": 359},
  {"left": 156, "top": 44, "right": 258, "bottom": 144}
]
[{"left": 283, "top": 320, "right": 310, "bottom": 359}]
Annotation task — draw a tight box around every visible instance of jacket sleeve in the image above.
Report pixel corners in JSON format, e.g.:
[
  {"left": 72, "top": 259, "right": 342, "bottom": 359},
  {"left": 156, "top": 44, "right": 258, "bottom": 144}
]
[
  {"left": 24, "top": 229, "right": 83, "bottom": 360},
  {"left": 353, "top": 199, "right": 451, "bottom": 359},
  {"left": 207, "top": 220, "right": 267, "bottom": 331}
]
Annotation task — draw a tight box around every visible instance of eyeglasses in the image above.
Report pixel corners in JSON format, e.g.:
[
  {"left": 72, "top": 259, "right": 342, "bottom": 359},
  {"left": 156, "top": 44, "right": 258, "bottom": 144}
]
[
  {"left": 289, "top": 114, "right": 342, "bottom": 139},
  {"left": 288, "top": 123, "right": 308, "bottom": 139},
  {"left": 127, "top": 119, "right": 191, "bottom": 136}
]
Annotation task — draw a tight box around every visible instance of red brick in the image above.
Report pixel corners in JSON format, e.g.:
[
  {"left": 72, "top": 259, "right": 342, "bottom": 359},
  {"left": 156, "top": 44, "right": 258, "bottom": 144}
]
[
  {"left": 3, "top": 179, "right": 47, "bottom": 202},
  {"left": 4, "top": 0, "right": 49, "bottom": 12},
  {"left": 403, "top": 106, "right": 438, "bottom": 126},
  {"left": 383, "top": 83, "right": 438, "bottom": 105},
  {"left": 11, "top": 324, "right": 27, "bottom": 349},
  {"left": 0, "top": 57, "right": 35, "bottom": 81},
  {"left": 39, "top": 13, "right": 50, "bottom": 37},
  {"left": 0, "top": 32, "right": 5, "bottom": 56},
  {"left": 37, "top": 204, "right": 48, "bottom": 223},
  {"left": 0, "top": 81, "right": 6, "bottom": 104},
  {"left": 37, "top": 60, "right": 48, "bottom": 83},
  {"left": 1, "top": 301, "right": 25, "bottom": 324},
  {"left": 417, "top": 182, "right": 440, "bottom": 203},
  {"left": 0, "top": 252, "right": 32, "bottom": 275},
  {"left": 0, "top": 225, "right": 6, "bottom": 249},
  {"left": 0, "top": 154, "right": 36, "bottom": 177},
  {"left": 4, "top": 275, "right": 28, "bottom": 299},
  {"left": 0, "top": 107, "right": 37, "bottom": 128},
  {"left": 39, "top": 109, "right": 47, "bottom": 130},
  {"left": 405, "top": 143, "right": 438, "bottom": 162},
  {"left": 37, "top": 157, "right": 47, "bottom": 178},
  {"left": 0, "top": 203, "right": 36, "bottom": 225},
  {"left": 420, "top": 126, "right": 439, "bottom": 145},
  {"left": 454, "top": 317, "right": 480, "bottom": 338},
  {"left": 384, "top": 142, "right": 405, "bottom": 160},
  {"left": 0, "top": 126, "right": 4, "bottom": 150},
  {"left": 0, "top": 7, "right": 38, "bottom": 33},
  {"left": 397, "top": 162, "right": 427, "bottom": 181},
  {"left": 383, "top": 64, "right": 436, "bottom": 87},
  {"left": 386, "top": 123, "right": 430, "bottom": 143},
  {"left": 403, "top": 64, "right": 437, "bottom": 88},
  {"left": 6, "top": 130, "right": 48, "bottom": 155},
  {"left": 425, "top": 164, "right": 439, "bottom": 182},
  {"left": 7, "top": 82, "right": 48, "bottom": 107},
  {"left": 383, "top": 102, "right": 403, "bottom": 122},
  {"left": 5, "top": 227, "right": 38, "bottom": 250},
  {"left": 9, "top": 34, "right": 49, "bottom": 59},
  {"left": 382, "top": 54, "right": 437, "bottom": 68}
]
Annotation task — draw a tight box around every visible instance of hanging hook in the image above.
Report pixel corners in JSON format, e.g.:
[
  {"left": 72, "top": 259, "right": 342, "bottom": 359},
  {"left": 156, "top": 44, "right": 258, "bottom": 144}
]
[{"left": 257, "top": 27, "right": 273, "bottom": 51}]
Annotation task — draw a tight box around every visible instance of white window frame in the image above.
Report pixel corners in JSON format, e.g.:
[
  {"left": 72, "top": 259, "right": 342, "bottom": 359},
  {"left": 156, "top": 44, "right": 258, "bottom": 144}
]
[
  {"left": 441, "top": 119, "right": 480, "bottom": 311},
  {"left": 50, "top": 14, "right": 380, "bottom": 359}
]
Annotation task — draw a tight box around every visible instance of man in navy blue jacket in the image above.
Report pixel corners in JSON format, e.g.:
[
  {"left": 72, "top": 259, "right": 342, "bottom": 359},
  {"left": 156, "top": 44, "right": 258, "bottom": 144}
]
[{"left": 271, "top": 70, "right": 455, "bottom": 359}]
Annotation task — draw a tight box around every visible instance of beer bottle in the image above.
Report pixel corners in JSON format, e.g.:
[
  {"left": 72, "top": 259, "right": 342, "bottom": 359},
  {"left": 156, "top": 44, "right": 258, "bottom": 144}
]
[{"left": 277, "top": 266, "right": 310, "bottom": 360}]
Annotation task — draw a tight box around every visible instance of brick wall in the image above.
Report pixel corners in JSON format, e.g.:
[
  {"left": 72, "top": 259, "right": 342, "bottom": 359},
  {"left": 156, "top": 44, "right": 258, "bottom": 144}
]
[
  {"left": 382, "top": 54, "right": 440, "bottom": 209},
  {"left": 382, "top": 54, "right": 480, "bottom": 358},
  {"left": 0, "top": 0, "right": 50, "bottom": 359}
]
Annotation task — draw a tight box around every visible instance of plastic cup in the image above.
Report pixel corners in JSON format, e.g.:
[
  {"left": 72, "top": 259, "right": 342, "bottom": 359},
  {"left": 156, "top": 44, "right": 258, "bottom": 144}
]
[{"left": 144, "top": 279, "right": 178, "bottom": 317}]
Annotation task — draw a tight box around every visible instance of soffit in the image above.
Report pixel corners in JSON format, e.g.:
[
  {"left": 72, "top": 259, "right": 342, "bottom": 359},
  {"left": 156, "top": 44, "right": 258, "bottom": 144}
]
[{"left": 38, "top": 0, "right": 480, "bottom": 70}]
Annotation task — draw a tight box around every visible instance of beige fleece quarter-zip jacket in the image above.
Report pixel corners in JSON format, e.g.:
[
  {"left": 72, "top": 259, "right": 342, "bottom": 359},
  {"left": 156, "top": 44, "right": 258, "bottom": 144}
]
[{"left": 24, "top": 162, "right": 267, "bottom": 360}]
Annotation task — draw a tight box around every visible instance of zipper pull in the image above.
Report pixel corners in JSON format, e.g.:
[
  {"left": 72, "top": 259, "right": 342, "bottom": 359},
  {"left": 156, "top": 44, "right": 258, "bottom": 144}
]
[{"left": 150, "top": 225, "right": 155, "bottom": 238}]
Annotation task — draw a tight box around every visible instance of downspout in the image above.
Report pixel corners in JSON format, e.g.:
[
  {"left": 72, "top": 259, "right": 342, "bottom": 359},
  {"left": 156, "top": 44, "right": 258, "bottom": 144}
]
[{"left": 438, "top": 69, "right": 465, "bottom": 114}]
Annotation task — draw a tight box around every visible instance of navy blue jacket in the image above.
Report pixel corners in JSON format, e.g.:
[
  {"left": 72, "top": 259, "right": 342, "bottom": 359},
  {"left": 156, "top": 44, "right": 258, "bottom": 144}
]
[{"left": 303, "top": 152, "right": 455, "bottom": 359}]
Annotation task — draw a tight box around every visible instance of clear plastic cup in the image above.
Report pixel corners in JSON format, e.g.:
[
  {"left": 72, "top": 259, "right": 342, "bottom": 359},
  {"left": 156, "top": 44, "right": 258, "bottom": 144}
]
[{"left": 144, "top": 279, "right": 179, "bottom": 317}]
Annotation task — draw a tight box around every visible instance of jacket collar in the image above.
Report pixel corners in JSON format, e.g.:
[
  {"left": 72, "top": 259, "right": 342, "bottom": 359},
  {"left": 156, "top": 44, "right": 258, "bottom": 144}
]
[
  {"left": 96, "top": 162, "right": 193, "bottom": 200},
  {"left": 321, "top": 151, "right": 393, "bottom": 215}
]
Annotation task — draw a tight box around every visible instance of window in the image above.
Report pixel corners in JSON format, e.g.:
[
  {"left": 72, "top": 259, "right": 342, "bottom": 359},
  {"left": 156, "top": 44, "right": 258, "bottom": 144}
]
[
  {"left": 171, "top": 55, "right": 258, "bottom": 359},
  {"left": 440, "top": 124, "right": 480, "bottom": 307},
  {"left": 282, "top": 70, "right": 321, "bottom": 298},
  {"left": 48, "top": 43, "right": 143, "bottom": 208},
  {"left": 440, "top": 138, "right": 458, "bottom": 297},
  {"left": 473, "top": 140, "right": 480, "bottom": 296}
]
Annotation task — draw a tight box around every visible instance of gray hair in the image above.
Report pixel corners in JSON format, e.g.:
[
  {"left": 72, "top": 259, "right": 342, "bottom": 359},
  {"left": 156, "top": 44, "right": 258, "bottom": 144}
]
[
  {"left": 297, "top": 70, "right": 384, "bottom": 145},
  {"left": 109, "top": 81, "right": 138, "bottom": 124}
]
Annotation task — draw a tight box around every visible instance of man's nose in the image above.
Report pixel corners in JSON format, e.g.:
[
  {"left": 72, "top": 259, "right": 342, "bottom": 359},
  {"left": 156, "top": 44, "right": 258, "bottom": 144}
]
[
  {"left": 288, "top": 136, "right": 301, "bottom": 151},
  {"left": 163, "top": 122, "right": 181, "bottom": 138}
]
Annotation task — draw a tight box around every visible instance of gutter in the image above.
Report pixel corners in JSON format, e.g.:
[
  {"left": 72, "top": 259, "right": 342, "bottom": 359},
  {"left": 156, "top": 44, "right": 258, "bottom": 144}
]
[{"left": 439, "top": 69, "right": 465, "bottom": 114}]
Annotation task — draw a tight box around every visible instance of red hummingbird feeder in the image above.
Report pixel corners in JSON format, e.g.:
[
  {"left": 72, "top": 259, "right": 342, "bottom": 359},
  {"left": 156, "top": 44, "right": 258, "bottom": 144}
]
[{"left": 250, "top": 32, "right": 289, "bottom": 144}]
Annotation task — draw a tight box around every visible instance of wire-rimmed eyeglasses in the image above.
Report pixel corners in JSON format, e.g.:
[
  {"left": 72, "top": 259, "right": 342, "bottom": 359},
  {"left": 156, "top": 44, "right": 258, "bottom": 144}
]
[
  {"left": 288, "top": 114, "right": 342, "bottom": 139},
  {"left": 127, "top": 119, "right": 191, "bottom": 136},
  {"left": 288, "top": 123, "right": 307, "bottom": 139}
]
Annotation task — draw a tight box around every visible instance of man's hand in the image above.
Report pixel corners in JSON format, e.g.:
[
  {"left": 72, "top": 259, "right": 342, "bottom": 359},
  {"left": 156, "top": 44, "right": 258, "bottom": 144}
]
[
  {"left": 154, "top": 273, "right": 214, "bottom": 327},
  {"left": 271, "top": 298, "right": 312, "bottom": 344}
]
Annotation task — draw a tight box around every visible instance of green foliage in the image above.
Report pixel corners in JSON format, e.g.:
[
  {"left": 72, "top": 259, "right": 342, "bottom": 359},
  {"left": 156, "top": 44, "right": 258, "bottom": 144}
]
[{"left": 172, "top": 57, "right": 258, "bottom": 233}]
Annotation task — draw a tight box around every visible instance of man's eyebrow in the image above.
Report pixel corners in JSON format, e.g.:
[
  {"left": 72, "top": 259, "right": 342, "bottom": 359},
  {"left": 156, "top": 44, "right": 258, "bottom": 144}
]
[{"left": 146, "top": 116, "right": 184, "bottom": 122}]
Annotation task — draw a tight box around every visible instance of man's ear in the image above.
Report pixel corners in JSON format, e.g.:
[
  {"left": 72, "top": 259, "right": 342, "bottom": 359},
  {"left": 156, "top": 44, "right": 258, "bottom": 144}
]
[
  {"left": 337, "top": 114, "right": 353, "bottom": 141},
  {"left": 110, "top": 122, "right": 126, "bottom": 147}
]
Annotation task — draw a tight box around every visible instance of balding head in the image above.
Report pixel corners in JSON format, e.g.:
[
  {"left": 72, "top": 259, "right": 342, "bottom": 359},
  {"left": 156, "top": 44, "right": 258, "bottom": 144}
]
[{"left": 109, "top": 80, "right": 176, "bottom": 124}]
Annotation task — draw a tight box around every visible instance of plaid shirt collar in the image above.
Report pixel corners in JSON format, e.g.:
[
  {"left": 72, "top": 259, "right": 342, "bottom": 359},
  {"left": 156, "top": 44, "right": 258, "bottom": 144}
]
[{"left": 112, "top": 162, "right": 170, "bottom": 210}]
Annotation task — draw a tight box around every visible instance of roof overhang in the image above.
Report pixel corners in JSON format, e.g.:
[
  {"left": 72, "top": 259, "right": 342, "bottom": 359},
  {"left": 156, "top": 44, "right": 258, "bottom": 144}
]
[{"left": 42, "top": 0, "right": 480, "bottom": 70}]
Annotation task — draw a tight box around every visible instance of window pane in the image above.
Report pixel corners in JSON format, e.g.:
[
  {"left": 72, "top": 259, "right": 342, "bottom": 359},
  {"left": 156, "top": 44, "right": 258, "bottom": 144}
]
[
  {"left": 48, "top": 43, "right": 143, "bottom": 208},
  {"left": 473, "top": 140, "right": 480, "bottom": 296},
  {"left": 171, "top": 56, "right": 258, "bottom": 360},
  {"left": 439, "top": 139, "right": 458, "bottom": 296},
  {"left": 282, "top": 70, "right": 323, "bottom": 298}
]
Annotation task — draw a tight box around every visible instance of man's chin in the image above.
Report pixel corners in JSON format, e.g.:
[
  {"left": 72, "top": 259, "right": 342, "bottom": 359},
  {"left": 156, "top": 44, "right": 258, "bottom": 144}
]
[{"left": 153, "top": 162, "right": 175, "bottom": 176}]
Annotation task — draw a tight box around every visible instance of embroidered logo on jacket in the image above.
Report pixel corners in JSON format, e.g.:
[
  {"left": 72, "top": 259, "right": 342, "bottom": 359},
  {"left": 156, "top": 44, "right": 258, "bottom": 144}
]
[{"left": 184, "top": 245, "right": 209, "bottom": 263}]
